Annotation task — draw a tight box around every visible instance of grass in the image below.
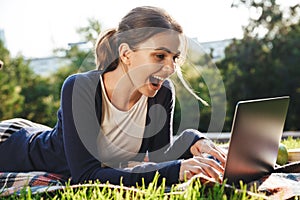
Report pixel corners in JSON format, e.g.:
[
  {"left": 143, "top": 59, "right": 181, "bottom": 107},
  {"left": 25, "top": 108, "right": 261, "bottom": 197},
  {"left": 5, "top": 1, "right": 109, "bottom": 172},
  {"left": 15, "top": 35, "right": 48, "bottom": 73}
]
[
  {"left": 2, "top": 137, "right": 300, "bottom": 199},
  {"left": 282, "top": 136, "right": 300, "bottom": 149},
  {"left": 3, "top": 176, "right": 267, "bottom": 200}
]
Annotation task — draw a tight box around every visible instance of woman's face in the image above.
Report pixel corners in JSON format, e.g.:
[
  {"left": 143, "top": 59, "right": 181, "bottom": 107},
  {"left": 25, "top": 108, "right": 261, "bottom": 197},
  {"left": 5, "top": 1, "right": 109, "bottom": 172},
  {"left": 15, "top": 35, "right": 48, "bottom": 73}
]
[{"left": 125, "top": 31, "right": 183, "bottom": 97}]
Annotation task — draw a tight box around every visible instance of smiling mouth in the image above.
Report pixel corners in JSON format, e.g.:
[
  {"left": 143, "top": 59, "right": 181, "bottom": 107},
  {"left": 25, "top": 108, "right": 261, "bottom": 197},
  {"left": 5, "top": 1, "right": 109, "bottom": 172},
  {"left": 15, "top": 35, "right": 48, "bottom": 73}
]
[{"left": 149, "top": 75, "right": 164, "bottom": 87}]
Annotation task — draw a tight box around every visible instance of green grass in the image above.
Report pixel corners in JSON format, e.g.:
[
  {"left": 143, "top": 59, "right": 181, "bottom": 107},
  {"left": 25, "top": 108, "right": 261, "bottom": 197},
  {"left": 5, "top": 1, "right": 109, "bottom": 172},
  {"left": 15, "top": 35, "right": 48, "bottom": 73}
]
[
  {"left": 3, "top": 137, "right": 300, "bottom": 199},
  {"left": 282, "top": 136, "right": 300, "bottom": 149},
  {"left": 2, "top": 174, "right": 267, "bottom": 200}
]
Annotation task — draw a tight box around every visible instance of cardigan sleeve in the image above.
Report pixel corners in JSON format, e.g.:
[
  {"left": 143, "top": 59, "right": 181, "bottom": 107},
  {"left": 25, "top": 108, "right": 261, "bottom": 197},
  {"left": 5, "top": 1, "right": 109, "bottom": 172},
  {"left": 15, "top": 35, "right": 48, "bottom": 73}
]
[{"left": 61, "top": 72, "right": 181, "bottom": 186}]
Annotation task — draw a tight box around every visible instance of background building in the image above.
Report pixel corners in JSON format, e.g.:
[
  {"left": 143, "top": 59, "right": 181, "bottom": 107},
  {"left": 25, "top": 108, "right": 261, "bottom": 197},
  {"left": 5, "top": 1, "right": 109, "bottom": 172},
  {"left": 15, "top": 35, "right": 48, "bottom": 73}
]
[{"left": 28, "top": 39, "right": 231, "bottom": 76}]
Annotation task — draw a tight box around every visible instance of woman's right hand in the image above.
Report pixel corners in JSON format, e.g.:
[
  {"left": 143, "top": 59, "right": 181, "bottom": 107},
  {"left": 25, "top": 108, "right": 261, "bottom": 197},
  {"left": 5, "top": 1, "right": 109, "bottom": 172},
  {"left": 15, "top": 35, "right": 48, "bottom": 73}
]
[{"left": 179, "top": 156, "right": 224, "bottom": 183}]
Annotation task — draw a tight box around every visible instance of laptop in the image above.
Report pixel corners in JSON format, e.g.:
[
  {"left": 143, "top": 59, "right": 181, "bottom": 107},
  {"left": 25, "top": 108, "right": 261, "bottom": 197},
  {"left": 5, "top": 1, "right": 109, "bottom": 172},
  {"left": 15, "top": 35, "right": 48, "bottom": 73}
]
[{"left": 222, "top": 96, "right": 290, "bottom": 186}]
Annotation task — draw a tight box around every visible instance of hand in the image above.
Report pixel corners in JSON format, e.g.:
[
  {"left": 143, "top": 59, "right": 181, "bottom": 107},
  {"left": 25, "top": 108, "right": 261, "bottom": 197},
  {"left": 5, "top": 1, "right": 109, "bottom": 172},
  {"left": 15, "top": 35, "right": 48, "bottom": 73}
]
[
  {"left": 190, "top": 139, "right": 227, "bottom": 167},
  {"left": 179, "top": 156, "right": 224, "bottom": 182}
]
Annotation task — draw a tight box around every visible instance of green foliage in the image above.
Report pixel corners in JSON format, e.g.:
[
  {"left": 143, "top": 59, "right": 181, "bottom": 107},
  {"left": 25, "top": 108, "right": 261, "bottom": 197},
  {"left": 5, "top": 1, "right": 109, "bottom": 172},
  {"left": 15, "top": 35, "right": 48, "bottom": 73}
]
[
  {"left": 173, "top": 1, "right": 300, "bottom": 132},
  {"left": 53, "top": 17, "right": 100, "bottom": 74},
  {"left": 0, "top": 40, "right": 23, "bottom": 119},
  {"left": 216, "top": 1, "right": 300, "bottom": 131},
  {"left": 0, "top": 40, "right": 58, "bottom": 126},
  {"left": 76, "top": 17, "right": 102, "bottom": 45},
  {"left": 173, "top": 47, "right": 226, "bottom": 133},
  {"left": 0, "top": 18, "right": 101, "bottom": 126}
]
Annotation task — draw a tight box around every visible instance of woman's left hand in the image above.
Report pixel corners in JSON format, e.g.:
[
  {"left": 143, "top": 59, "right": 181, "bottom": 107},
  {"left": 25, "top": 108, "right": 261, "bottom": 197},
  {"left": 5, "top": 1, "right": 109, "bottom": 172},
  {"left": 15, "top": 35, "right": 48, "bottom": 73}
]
[{"left": 190, "top": 139, "right": 227, "bottom": 167}]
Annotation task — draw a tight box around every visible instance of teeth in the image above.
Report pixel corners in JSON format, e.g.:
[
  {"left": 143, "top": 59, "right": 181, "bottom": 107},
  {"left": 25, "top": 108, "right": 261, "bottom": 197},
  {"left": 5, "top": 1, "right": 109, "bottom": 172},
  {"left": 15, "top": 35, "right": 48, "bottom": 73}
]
[{"left": 152, "top": 75, "right": 164, "bottom": 81}]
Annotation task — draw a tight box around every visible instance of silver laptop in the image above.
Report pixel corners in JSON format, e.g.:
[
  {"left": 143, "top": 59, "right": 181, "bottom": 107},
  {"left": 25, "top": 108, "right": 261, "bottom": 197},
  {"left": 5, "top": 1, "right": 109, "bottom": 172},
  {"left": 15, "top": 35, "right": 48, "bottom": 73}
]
[{"left": 222, "top": 96, "right": 290, "bottom": 185}]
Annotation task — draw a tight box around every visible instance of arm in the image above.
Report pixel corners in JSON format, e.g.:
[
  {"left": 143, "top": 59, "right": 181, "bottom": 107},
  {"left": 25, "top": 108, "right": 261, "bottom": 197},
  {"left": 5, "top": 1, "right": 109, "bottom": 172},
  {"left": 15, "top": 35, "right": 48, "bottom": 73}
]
[{"left": 61, "top": 72, "right": 181, "bottom": 186}]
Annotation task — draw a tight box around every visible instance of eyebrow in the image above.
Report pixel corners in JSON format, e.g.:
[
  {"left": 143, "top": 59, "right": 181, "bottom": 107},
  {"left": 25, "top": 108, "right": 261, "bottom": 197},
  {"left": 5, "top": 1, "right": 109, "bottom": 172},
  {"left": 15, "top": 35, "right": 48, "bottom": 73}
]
[{"left": 154, "top": 47, "right": 181, "bottom": 55}]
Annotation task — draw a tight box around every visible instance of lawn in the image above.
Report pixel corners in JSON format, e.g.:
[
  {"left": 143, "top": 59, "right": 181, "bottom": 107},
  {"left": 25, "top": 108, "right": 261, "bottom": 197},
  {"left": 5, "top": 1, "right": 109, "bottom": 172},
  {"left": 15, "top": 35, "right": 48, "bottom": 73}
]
[
  {"left": 5, "top": 177, "right": 266, "bottom": 200},
  {"left": 282, "top": 136, "right": 300, "bottom": 149},
  {"left": 2, "top": 137, "right": 300, "bottom": 200}
]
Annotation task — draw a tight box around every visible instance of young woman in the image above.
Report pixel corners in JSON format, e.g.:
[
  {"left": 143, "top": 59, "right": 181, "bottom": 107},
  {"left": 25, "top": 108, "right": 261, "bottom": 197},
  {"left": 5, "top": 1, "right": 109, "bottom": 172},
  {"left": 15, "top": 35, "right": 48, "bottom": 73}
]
[{"left": 0, "top": 6, "right": 226, "bottom": 186}]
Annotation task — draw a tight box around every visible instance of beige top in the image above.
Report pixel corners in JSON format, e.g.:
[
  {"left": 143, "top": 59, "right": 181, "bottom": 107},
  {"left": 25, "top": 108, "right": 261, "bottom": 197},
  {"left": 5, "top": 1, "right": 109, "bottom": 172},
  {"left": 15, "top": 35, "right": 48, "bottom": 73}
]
[{"left": 98, "top": 76, "right": 148, "bottom": 167}]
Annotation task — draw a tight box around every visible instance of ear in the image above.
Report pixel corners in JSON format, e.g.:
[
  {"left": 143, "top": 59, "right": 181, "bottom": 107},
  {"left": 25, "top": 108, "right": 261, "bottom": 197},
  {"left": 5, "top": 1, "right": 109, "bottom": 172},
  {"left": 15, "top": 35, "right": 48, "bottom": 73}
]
[{"left": 119, "top": 43, "right": 132, "bottom": 65}]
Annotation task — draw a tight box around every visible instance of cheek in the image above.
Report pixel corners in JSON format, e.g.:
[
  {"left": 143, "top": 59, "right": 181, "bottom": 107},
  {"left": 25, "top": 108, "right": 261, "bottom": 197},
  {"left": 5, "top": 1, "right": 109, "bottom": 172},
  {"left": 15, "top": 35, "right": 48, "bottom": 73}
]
[
  {"left": 128, "top": 56, "right": 161, "bottom": 83},
  {"left": 129, "top": 68, "right": 151, "bottom": 85},
  {"left": 129, "top": 63, "right": 158, "bottom": 80},
  {"left": 129, "top": 53, "right": 156, "bottom": 71},
  {"left": 126, "top": 65, "right": 149, "bottom": 85}
]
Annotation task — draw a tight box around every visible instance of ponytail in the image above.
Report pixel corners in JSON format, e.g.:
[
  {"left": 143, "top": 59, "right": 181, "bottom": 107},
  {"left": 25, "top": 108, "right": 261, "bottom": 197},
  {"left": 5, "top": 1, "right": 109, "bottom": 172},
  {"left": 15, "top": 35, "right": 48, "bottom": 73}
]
[{"left": 95, "top": 28, "right": 119, "bottom": 72}]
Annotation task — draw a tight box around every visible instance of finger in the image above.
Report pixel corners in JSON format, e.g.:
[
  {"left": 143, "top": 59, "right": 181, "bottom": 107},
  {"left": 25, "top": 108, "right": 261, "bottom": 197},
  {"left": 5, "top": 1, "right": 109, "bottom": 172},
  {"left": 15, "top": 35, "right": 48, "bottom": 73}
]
[
  {"left": 206, "top": 148, "right": 227, "bottom": 166},
  {"left": 184, "top": 159, "right": 223, "bottom": 183},
  {"left": 190, "top": 145, "right": 201, "bottom": 156},
  {"left": 180, "top": 160, "right": 201, "bottom": 181},
  {"left": 194, "top": 139, "right": 216, "bottom": 155},
  {"left": 194, "top": 146, "right": 226, "bottom": 167},
  {"left": 198, "top": 142, "right": 227, "bottom": 165},
  {"left": 183, "top": 170, "right": 193, "bottom": 181},
  {"left": 189, "top": 162, "right": 222, "bottom": 183},
  {"left": 188, "top": 165, "right": 206, "bottom": 177},
  {"left": 194, "top": 156, "right": 224, "bottom": 173},
  {"left": 214, "top": 147, "right": 227, "bottom": 165},
  {"left": 191, "top": 140, "right": 210, "bottom": 156},
  {"left": 199, "top": 163, "right": 222, "bottom": 183},
  {"left": 215, "top": 145, "right": 227, "bottom": 157}
]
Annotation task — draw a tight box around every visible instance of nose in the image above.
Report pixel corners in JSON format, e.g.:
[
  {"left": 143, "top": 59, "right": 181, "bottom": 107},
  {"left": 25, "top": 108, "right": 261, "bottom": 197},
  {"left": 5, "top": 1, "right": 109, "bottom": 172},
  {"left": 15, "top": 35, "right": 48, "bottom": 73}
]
[{"left": 161, "top": 58, "right": 176, "bottom": 75}]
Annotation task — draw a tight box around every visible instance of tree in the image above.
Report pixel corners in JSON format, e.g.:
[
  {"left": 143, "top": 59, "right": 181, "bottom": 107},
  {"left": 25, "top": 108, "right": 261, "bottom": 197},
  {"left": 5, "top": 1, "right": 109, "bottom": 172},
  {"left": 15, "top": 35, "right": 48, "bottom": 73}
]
[
  {"left": 217, "top": 0, "right": 300, "bottom": 131},
  {"left": 0, "top": 40, "right": 56, "bottom": 125},
  {"left": 0, "top": 40, "right": 26, "bottom": 119},
  {"left": 172, "top": 38, "right": 227, "bottom": 133},
  {"left": 0, "top": 18, "right": 103, "bottom": 125},
  {"left": 51, "top": 18, "right": 102, "bottom": 99}
]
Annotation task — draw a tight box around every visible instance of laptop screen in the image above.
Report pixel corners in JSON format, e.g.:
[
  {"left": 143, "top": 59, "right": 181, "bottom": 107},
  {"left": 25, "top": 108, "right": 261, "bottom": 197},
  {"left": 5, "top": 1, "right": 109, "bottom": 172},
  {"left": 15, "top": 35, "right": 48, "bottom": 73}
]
[{"left": 223, "top": 96, "right": 290, "bottom": 185}]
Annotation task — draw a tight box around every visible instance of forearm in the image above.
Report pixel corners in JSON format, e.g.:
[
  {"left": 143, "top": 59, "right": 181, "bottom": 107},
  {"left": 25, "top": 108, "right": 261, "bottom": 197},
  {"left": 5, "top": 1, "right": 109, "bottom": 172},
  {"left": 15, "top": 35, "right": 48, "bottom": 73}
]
[{"left": 75, "top": 160, "right": 181, "bottom": 186}]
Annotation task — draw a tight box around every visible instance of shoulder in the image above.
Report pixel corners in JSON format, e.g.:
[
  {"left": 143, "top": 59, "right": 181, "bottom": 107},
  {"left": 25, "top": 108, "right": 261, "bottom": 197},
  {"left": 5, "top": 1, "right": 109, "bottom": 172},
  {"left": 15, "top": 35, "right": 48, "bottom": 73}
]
[
  {"left": 63, "top": 70, "right": 102, "bottom": 86},
  {"left": 62, "top": 70, "right": 102, "bottom": 93}
]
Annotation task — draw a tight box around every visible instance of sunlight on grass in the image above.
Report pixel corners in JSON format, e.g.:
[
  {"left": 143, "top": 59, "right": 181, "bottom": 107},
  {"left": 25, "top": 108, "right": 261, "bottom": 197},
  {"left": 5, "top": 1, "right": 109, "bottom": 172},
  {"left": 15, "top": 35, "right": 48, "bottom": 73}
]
[{"left": 282, "top": 136, "right": 300, "bottom": 149}]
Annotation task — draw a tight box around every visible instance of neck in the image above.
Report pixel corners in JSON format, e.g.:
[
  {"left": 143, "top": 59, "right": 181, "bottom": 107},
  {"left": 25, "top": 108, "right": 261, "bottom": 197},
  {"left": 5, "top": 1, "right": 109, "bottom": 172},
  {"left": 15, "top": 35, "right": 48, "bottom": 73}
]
[{"left": 102, "top": 67, "right": 142, "bottom": 111}]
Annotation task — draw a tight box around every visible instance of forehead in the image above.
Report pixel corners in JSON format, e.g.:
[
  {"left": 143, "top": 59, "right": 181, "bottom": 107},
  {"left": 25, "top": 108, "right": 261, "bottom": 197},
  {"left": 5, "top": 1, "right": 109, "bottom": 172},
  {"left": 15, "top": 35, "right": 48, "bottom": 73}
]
[{"left": 138, "top": 31, "right": 184, "bottom": 54}]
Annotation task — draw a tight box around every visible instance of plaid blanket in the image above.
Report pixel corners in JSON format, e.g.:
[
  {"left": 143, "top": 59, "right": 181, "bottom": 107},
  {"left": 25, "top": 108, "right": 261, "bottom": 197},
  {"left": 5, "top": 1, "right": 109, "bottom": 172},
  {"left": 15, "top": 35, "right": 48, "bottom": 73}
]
[
  {"left": 0, "top": 171, "right": 66, "bottom": 196},
  {"left": 257, "top": 173, "right": 300, "bottom": 199}
]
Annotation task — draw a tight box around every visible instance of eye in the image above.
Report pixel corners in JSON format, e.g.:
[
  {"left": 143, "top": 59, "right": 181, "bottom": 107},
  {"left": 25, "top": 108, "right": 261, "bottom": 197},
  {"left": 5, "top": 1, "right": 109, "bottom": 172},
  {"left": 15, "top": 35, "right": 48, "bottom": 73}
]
[{"left": 156, "top": 54, "right": 165, "bottom": 60}]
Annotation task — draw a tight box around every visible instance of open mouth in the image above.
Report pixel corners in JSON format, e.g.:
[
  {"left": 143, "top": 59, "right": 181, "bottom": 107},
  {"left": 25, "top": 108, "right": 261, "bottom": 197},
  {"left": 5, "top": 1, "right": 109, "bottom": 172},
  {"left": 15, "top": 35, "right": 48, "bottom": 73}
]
[{"left": 149, "top": 75, "right": 164, "bottom": 87}]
